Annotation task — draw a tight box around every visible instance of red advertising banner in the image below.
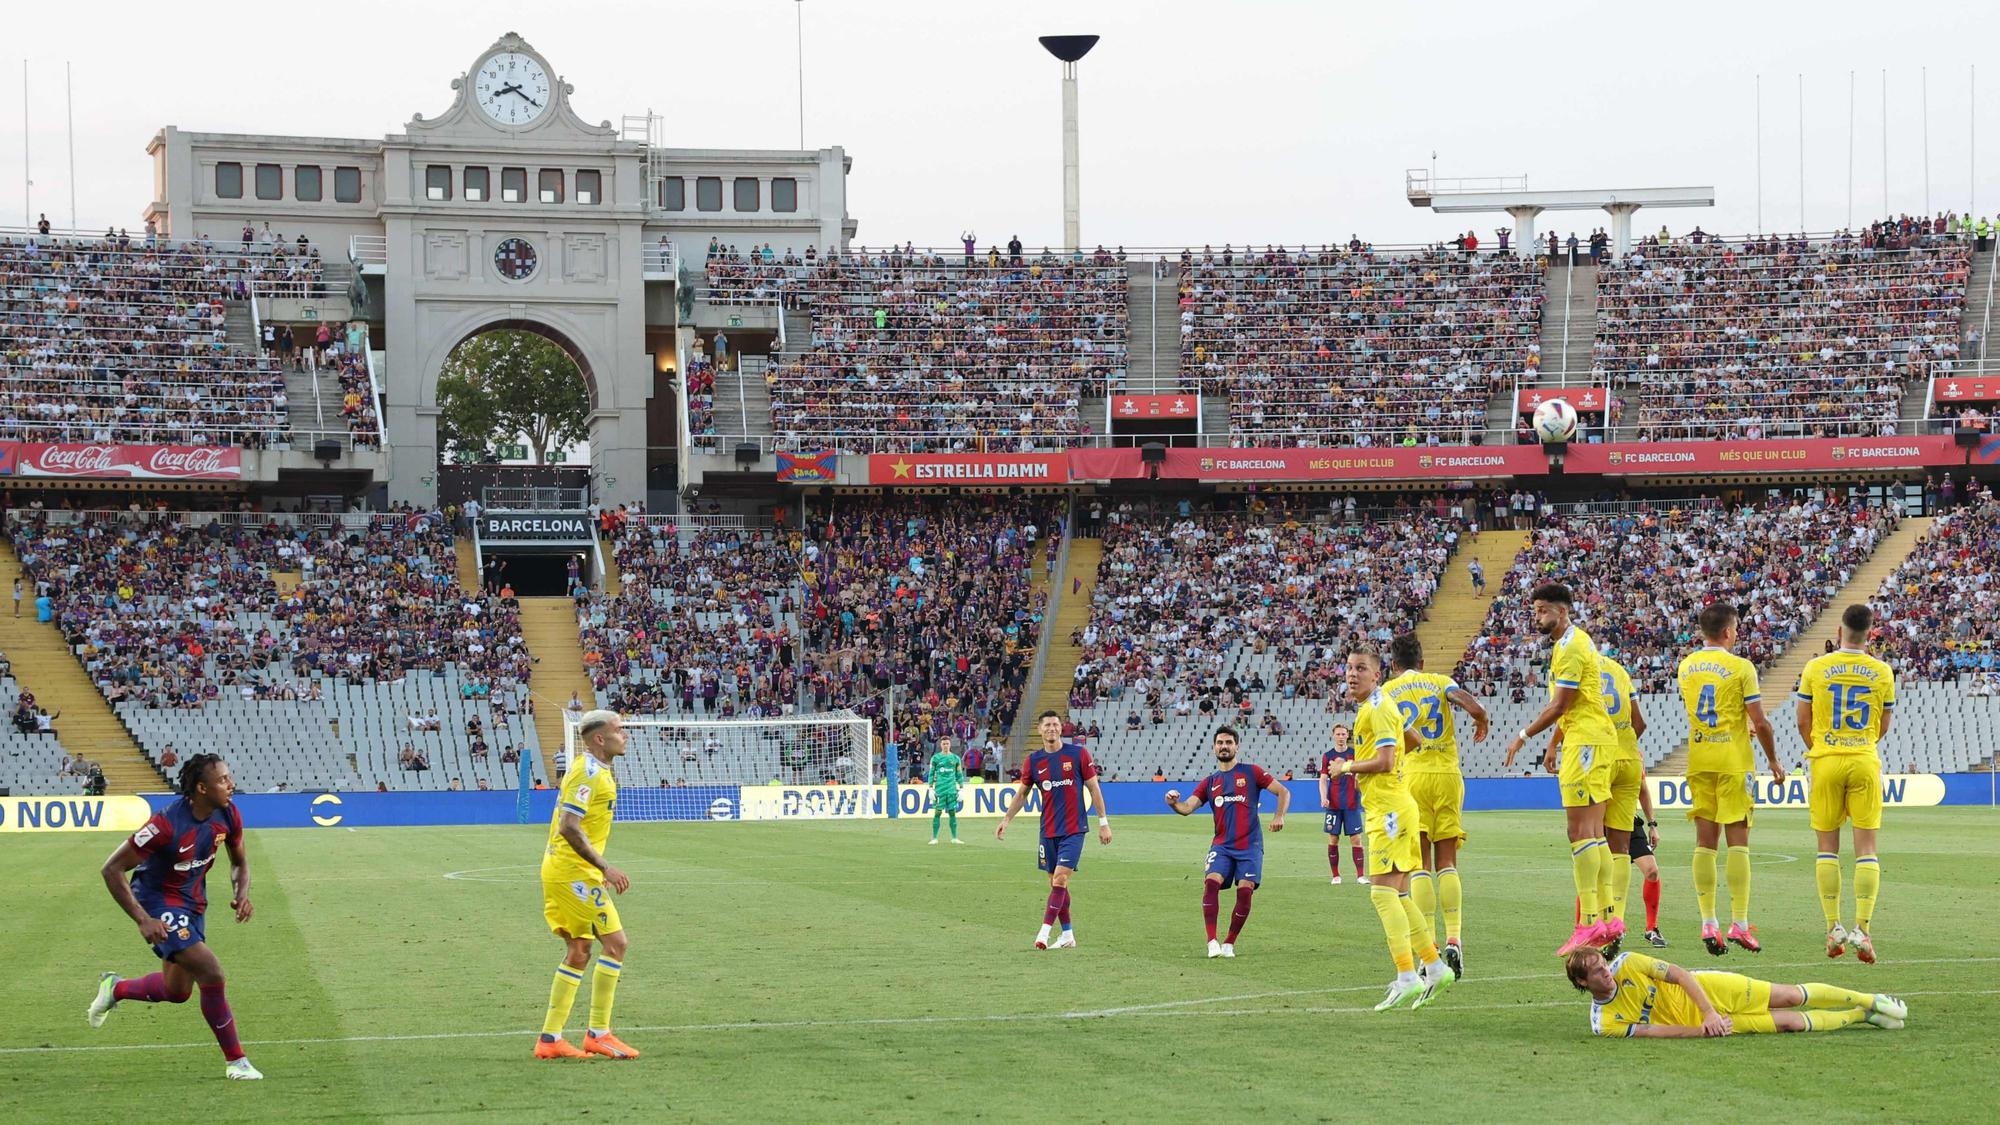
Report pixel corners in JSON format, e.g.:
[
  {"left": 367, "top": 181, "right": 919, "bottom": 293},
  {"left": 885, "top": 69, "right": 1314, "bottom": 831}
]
[
  {"left": 1067, "top": 447, "right": 1147, "bottom": 480},
  {"left": 1931, "top": 377, "right": 2000, "bottom": 405},
  {"left": 1159, "top": 445, "right": 1541, "bottom": 481},
  {"left": 1564, "top": 435, "right": 1967, "bottom": 476},
  {"left": 1110, "top": 394, "right": 1200, "bottom": 420},
  {"left": 867, "top": 453, "right": 1071, "bottom": 485},
  {"left": 1516, "top": 386, "right": 1610, "bottom": 415},
  {"left": 2, "top": 443, "right": 242, "bottom": 480}
]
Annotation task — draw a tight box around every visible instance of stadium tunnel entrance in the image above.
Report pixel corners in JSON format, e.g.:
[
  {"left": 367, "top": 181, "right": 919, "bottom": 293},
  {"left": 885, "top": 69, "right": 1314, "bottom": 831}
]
[{"left": 481, "top": 549, "right": 590, "bottom": 597}]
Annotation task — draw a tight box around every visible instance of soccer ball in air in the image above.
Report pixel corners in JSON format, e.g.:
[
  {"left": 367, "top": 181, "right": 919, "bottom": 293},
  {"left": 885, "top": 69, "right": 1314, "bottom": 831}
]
[{"left": 1531, "top": 398, "right": 1580, "bottom": 444}]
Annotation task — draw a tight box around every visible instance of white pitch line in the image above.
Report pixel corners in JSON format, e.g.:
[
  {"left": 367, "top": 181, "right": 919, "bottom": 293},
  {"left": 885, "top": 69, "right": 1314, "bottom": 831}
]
[{"left": 9, "top": 963, "right": 1995, "bottom": 1057}]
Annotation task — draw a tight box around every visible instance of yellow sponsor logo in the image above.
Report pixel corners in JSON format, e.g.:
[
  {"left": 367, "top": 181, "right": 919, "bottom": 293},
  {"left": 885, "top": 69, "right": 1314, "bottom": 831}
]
[{"left": 0, "top": 795, "right": 152, "bottom": 832}]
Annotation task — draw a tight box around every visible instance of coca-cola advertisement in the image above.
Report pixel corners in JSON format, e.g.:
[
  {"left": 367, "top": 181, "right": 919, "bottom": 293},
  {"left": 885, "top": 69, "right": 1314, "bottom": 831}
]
[{"left": 1, "top": 443, "right": 242, "bottom": 480}]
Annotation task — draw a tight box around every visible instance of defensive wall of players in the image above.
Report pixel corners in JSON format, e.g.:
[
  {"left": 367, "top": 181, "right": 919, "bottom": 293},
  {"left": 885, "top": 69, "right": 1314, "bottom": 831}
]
[{"left": 2, "top": 773, "right": 1991, "bottom": 833}]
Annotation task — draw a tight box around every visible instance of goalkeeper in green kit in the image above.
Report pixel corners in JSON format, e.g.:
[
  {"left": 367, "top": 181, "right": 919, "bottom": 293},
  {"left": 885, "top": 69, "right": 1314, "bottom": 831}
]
[{"left": 928, "top": 736, "right": 967, "bottom": 845}]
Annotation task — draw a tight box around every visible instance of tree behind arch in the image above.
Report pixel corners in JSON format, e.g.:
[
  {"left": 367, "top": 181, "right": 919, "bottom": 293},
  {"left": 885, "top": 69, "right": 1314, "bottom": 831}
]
[{"left": 436, "top": 330, "right": 591, "bottom": 465}]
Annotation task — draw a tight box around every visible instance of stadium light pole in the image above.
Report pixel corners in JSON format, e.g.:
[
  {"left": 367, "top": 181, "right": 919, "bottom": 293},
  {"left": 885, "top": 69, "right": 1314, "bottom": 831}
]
[{"left": 1039, "top": 35, "right": 1099, "bottom": 253}]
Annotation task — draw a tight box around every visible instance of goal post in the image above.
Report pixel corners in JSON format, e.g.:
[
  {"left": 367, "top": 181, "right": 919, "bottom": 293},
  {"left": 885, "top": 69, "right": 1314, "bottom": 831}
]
[{"left": 559, "top": 710, "right": 877, "bottom": 822}]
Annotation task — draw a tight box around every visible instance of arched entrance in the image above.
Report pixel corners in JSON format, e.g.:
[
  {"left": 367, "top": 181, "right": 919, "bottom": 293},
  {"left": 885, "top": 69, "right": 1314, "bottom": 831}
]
[{"left": 435, "top": 325, "right": 593, "bottom": 466}]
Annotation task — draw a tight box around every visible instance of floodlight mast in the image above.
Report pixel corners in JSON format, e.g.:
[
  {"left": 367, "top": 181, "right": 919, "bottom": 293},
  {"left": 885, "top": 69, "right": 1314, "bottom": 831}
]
[{"left": 1039, "top": 35, "right": 1099, "bottom": 253}]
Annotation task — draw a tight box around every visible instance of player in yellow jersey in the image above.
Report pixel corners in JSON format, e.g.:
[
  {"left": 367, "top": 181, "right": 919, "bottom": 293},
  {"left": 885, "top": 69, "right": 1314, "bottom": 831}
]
[
  {"left": 1328, "top": 650, "right": 1455, "bottom": 1012},
  {"left": 1546, "top": 642, "right": 1656, "bottom": 954},
  {"left": 1794, "top": 604, "right": 1896, "bottom": 963},
  {"left": 535, "top": 710, "right": 638, "bottom": 1061},
  {"left": 1677, "top": 603, "right": 1785, "bottom": 958},
  {"left": 1502, "top": 583, "right": 1625, "bottom": 955},
  {"left": 1563, "top": 947, "right": 1906, "bottom": 1037},
  {"left": 1384, "top": 633, "right": 1488, "bottom": 978}
]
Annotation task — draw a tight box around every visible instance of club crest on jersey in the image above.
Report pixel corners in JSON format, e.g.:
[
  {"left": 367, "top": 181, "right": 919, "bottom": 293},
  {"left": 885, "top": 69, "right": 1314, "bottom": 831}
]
[
  {"left": 1062, "top": 761, "right": 1073, "bottom": 772},
  {"left": 1235, "top": 777, "right": 1247, "bottom": 788}
]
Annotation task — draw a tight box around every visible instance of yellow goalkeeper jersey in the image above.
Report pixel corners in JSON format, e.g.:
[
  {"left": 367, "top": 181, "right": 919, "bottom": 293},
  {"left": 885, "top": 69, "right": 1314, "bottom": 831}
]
[{"left": 543, "top": 752, "right": 618, "bottom": 884}]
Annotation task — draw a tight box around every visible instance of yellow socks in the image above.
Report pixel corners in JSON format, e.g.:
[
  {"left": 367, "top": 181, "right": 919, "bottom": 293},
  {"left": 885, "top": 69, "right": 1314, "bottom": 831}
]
[
  {"left": 1692, "top": 846, "right": 1719, "bottom": 923},
  {"left": 1437, "top": 867, "right": 1463, "bottom": 945},
  {"left": 1815, "top": 853, "right": 1843, "bottom": 927},
  {"left": 1571, "top": 839, "right": 1605, "bottom": 923},
  {"left": 542, "top": 963, "right": 585, "bottom": 1037},
  {"left": 1605, "top": 852, "right": 1631, "bottom": 925},
  {"left": 588, "top": 956, "right": 622, "bottom": 1035},
  {"left": 1854, "top": 855, "right": 1880, "bottom": 933},
  {"left": 1410, "top": 871, "right": 1437, "bottom": 939},
  {"left": 1800, "top": 983, "right": 1874, "bottom": 1008},
  {"left": 1370, "top": 884, "right": 1414, "bottom": 973},
  {"left": 1800, "top": 1008, "right": 1870, "bottom": 1032},
  {"left": 1725, "top": 845, "right": 1753, "bottom": 926},
  {"left": 1400, "top": 891, "right": 1439, "bottom": 965}
]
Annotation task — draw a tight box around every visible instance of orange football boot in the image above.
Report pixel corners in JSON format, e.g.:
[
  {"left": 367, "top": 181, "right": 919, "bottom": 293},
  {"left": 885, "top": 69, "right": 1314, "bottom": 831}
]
[
  {"left": 584, "top": 1032, "right": 640, "bottom": 1059},
  {"left": 534, "top": 1036, "right": 589, "bottom": 1059}
]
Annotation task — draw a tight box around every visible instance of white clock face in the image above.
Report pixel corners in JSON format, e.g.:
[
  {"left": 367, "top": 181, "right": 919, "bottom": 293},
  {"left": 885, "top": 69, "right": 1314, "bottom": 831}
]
[{"left": 473, "top": 52, "right": 552, "bottom": 126}]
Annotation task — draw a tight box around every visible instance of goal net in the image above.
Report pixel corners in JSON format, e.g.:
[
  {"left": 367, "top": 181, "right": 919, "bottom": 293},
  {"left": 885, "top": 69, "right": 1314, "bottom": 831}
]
[{"left": 559, "top": 710, "right": 878, "bottom": 822}]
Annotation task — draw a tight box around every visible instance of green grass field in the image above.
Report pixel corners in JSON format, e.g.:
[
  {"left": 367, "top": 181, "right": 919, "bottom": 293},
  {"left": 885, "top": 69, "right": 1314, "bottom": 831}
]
[{"left": 6, "top": 809, "right": 1998, "bottom": 1123}]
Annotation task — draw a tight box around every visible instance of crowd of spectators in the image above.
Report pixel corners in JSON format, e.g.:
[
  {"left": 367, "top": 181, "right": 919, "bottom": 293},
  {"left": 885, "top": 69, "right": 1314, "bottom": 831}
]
[
  {"left": 577, "top": 522, "right": 803, "bottom": 719},
  {"left": 1177, "top": 245, "right": 1543, "bottom": 447},
  {"left": 1453, "top": 495, "right": 1899, "bottom": 698},
  {"left": 1871, "top": 485, "right": 2000, "bottom": 681},
  {"left": 684, "top": 356, "right": 718, "bottom": 451},
  {"left": 798, "top": 495, "right": 1057, "bottom": 756},
  {"left": 702, "top": 242, "right": 815, "bottom": 308},
  {"left": 1594, "top": 223, "right": 1972, "bottom": 442},
  {"left": 6, "top": 508, "right": 529, "bottom": 714},
  {"left": 765, "top": 248, "right": 1128, "bottom": 453},
  {"left": 1069, "top": 498, "right": 1460, "bottom": 720},
  {"left": 0, "top": 233, "right": 301, "bottom": 447},
  {"left": 263, "top": 318, "right": 380, "bottom": 450}
]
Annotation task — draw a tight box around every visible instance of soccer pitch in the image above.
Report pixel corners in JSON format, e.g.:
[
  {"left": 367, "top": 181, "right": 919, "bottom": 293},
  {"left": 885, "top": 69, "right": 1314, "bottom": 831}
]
[{"left": 7, "top": 810, "right": 1998, "bottom": 1123}]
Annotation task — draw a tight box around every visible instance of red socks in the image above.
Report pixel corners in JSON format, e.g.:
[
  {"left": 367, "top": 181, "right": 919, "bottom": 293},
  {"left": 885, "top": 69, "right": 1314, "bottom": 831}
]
[
  {"left": 1643, "top": 876, "right": 1661, "bottom": 930},
  {"left": 1351, "top": 845, "right": 1364, "bottom": 873},
  {"left": 114, "top": 972, "right": 189, "bottom": 1004},
  {"left": 1226, "top": 885, "right": 1255, "bottom": 943},
  {"left": 1327, "top": 844, "right": 1340, "bottom": 876},
  {"left": 198, "top": 981, "right": 245, "bottom": 1062},
  {"left": 1202, "top": 883, "right": 1220, "bottom": 940},
  {"left": 1057, "top": 887, "right": 1070, "bottom": 928},
  {"left": 1043, "top": 888, "right": 1063, "bottom": 925}
]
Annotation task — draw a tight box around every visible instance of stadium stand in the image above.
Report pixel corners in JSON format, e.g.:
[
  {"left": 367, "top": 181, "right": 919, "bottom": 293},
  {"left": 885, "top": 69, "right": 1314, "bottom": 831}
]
[
  {"left": 1594, "top": 225, "right": 1972, "bottom": 441},
  {"left": 1064, "top": 501, "right": 1461, "bottom": 779},
  {"left": 0, "top": 671, "right": 89, "bottom": 796},
  {"left": 4, "top": 509, "right": 538, "bottom": 794},
  {"left": 684, "top": 356, "right": 719, "bottom": 451},
  {"left": 1872, "top": 492, "right": 2000, "bottom": 683},
  {"left": 0, "top": 233, "right": 320, "bottom": 448},
  {"left": 765, "top": 249, "right": 1128, "bottom": 452},
  {"left": 1177, "top": 245, "right": 1544, "bottom": 447}
]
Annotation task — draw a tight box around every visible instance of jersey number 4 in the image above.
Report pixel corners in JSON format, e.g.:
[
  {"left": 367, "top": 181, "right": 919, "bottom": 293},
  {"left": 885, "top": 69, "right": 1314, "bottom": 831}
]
[{"left": 1695, "top": 684, "right": 1718, "bottom": 727}]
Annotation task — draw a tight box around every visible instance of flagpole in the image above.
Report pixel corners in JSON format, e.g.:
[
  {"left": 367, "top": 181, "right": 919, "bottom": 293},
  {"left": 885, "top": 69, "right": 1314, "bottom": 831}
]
[
  {"left": 1847, "top": 70, "right": 1856, "bottom": 228},
  {"left": 1755, "top": 74, "right": 1764, "bottom": 233},
  {"left": 22, "top": 60, "right": 30, "bottom": 229},
  {"left": 66, "top": 61, "right": 77, "bottom": 233}
]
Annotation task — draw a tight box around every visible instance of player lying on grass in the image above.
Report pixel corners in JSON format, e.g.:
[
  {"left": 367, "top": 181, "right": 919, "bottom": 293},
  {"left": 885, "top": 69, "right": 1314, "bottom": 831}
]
[
  {"left": 89, "top": 753, "right": 262, "bottom": 1081},
  {"left": 1165, "top": 725, "right": 1288, "bottom": 959},
  {"left": 1564, "top": 947, "right": 1906, "bottom": 1037}
]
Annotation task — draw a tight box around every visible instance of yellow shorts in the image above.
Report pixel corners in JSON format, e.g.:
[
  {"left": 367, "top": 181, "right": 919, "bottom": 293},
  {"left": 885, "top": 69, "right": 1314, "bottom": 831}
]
[
  {"left": 1407, "top": 771, "right": 1467, "bottom": 844},
  {"left": 1692, "top": 970, "right": 1774, "bottom": 1024},
  {"left": 1365, "top": 799, "right": 1423, "bottom": 877},
  {"left": 1808, "top": 756, "right": 1883, "bottom": 832},
  {"left": 1605, "top": 757, "right": 1643, "bottom": 829},
  {"left": 542, "top": 877, "right": 622, "bottom": 939},
  {"left": 1558, "top": 744, "right": 1613, "bottom": 808},
  {"left": 1686, "top": 770, "right": 1755, "bottom": 827}
]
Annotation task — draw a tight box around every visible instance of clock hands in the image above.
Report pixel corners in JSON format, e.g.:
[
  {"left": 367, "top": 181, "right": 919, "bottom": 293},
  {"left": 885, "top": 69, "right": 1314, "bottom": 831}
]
[{"left": 494, "top": 83, "right": 542, "bottom": 109}]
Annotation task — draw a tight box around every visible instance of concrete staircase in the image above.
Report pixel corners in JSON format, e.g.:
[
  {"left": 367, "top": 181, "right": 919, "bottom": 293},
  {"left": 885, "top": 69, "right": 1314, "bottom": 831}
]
[
  {"left": 1760, "top": 516, "right": 1936, "bottom": 706},
  {"left": 518, "top": 597, "right": 592, "bottom": 784},
  {"left": 1537, "top": 262, "right": 1598, "bottom": 381},
  {"left": 455, "top": 537, "right": 482, "bottom": 594},
  {"left": 1201, "top": 396, "right": 1231, "bottom": 444},
  {"left": 1029, "top": 538, "right": 1101, "bottom": 725},
  {"left": 715, "top": 356, "right": 774, "bottom": 441},
  {"left": 1961, "top": 248, "right": 1995, "bottom": 378},
  {"left": 285, "top": 367, "right": 326, "bottom": 434},
  {"left": 223, "top": 301, "right": 259, "bottom": 351},
  {"left": 1417, "top": 529, "right": 1533, "bottom": 674},
  {"left": 600, "top": 542, "right": 622, "bottom": 596},
  {"left": 1125, "top": 264, "right": 1183, "bottom": 394},
  {"left": 0, "top": 544, "right": 162, "bottom": 794}
]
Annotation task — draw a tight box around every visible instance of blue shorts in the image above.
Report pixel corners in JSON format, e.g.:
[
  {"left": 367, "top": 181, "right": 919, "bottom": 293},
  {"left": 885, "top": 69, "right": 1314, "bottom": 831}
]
[
  {"left": 1205, "top": 844, "right": 1263, "bottom": 885},
  {"left": 139, "top": 903, "right": 207, "bottom": 961},
  {"left": 1038, "top": 832, "right": 1085, "bottom": 873},
  {"left": 1324, "top": 807, "right": 1363, "bottom": 837}
]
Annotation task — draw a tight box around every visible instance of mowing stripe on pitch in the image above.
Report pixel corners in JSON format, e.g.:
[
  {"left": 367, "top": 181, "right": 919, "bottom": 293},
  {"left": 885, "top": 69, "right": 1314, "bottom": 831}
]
[{"left": 6, "top": 963, "right": 1994, "bottom": 1056}]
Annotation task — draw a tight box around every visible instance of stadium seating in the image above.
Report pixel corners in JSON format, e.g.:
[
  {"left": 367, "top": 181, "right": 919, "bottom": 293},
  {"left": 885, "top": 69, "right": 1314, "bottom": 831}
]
[
  {"left": 0, "top": 234, "right": 312, "bottom": 448},
  {"left": 684, "top": 356, "right": 718, "bottom": 451},
  {"left": 1872, "top": 497, "right": 2000, "bottom": 682},
  {"left": 767, "top": 250, "right": 1127, "bottom": 453},
  {"left": 6, "top": 510, "right": 537, "bottom": 793},
  {"left": 1594, "top": 228, "right": 1971, "bottom": 441},
  {"left": 1178, "top": 246, "right": 1543, "bottom": 447},
  {"left": 703, "top": 245, "right": 811, "bottom": 308},
  {"left": 1066, "top": 504, "right": 1460, "bottom": 779},
  {"left": 0, "top": 673, "right": 85, "bottom": 796}
]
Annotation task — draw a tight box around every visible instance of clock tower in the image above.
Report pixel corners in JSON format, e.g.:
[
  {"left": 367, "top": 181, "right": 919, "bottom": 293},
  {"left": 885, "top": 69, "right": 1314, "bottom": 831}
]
[{"left": 377, "top": 32, "right": 652, "bottom": 510}]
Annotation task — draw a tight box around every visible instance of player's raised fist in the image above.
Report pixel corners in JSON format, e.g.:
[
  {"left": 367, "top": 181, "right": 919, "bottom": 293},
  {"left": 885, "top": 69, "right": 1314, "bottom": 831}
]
[{"left": 1164, "top": 790, "right": 1180, "bottom": 804}]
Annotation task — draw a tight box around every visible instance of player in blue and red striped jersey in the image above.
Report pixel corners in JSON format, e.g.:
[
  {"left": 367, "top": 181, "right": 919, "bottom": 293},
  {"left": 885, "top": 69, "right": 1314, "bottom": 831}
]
[
  {"left": 997, "top": 710, "right": 1113, "bottom": 950},
  {"left": 86, "top": 754, "right": 262, "bottom": 1080},
  {"left": 1167, "top": 726, "right": 1290, "bottom": 958},
  {"left": 1321, "top": 724, "right": 1366, "bottom": 885}
]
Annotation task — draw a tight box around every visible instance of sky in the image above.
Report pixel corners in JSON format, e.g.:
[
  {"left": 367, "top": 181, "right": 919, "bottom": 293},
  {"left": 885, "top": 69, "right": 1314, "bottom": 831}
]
[{"left": 3, "top": 0, "right": 2000, "bottom": 249}]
